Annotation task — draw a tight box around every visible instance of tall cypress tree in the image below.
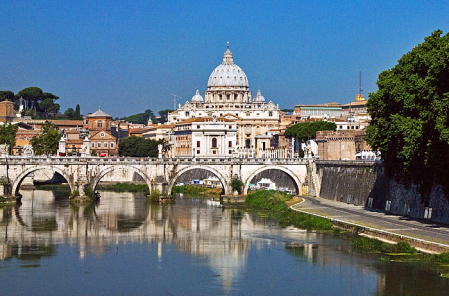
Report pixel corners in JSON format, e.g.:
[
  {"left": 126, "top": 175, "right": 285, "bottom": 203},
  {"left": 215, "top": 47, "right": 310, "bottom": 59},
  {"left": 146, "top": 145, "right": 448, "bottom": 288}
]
[{"left": 75, "top": 104, "right": 81, "bottom": 119}]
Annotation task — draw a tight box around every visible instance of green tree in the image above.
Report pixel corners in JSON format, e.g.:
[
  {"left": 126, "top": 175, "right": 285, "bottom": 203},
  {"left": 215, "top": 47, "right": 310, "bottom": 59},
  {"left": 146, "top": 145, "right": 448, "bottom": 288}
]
[
  {"left": 16, "top": 87, "right": 43, "bottom": 112},
  {"left": 75, "top": 104, "right": 81, "bottom": 119},
  {"left": 123, "top": 109, "right": 155, "bottom": 124},
  {"left": 366, "top": 30, "right": 449, "bottom": 202},
  {"left": 158, "top": 109, "right": 174, "bottom": 123},
  {"left": 118, "top": 136, "right": 161, "bottom": 157},
  {"left": 0, "top": 124, "right": 18, "bottom": 154},
  {"left": 39, "top": 98, "right": 60, "bottom": 118},
  {"left": 284, "top": 121, "right": 337, "bottom": 142},
  {"left": 64, "top": 108, "right": 76, "bottom": 119},
  {"left": 0, "top": 90, "right": 15, "bottom": 102},
  {"left": 30, "top": 122, "right": 60, "bottom": 155},
  {"left": 16, "top": 87, "right": 59, "bottom": 116}
]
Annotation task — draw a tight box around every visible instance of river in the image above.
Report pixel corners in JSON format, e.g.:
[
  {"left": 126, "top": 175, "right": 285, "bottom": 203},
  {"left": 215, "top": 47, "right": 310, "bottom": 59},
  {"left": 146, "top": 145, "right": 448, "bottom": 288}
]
[{"left": 0, "top": 190, "right": 448, "bottom": 295}]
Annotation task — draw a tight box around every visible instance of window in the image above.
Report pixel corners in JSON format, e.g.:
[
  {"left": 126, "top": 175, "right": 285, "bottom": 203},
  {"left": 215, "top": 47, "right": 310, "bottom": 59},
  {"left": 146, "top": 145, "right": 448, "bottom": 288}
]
[
  {"left": 245, "top": 139, "right": 251, "bottom": 148},
  {"left": 197, "top": 141, "right": 200, "bottom": 147},
  {"left": 90, "top": 122, "right": 93, "bottom": 128},
  {"left": 197, "top": 149, "right": 200, "bottom": 154},
  {"left": 186, "top": 112, "right": 190, "bottom": 116},
  {"left": 97, "top": 142, "right": 101, "bottom": 148},
  {"left": 104, "top": 142, "right": 108, "bottom": 148},
  {"left": 197, "top": 125, "right": 200, "bottom": 129},
  {"left": 110, "top": 142, "right": 114, "bottom": 148},
  {"left": 213, "top": 150, "right": 216, "bottom": 155},
  {"left": 268, "top": 111, "right": 273, "bottom": 117},
  {"left": 97, "top": 121, "right": 102, "bottom": 128},
  {"left": 91, "top": 143, "right": 95, "bottom": 148},
  {"left": 228, "top": 141, "right": 232, "bottom": 147},
  {"left": 212, "top": 138, "right": 217, "bottom": 148}
]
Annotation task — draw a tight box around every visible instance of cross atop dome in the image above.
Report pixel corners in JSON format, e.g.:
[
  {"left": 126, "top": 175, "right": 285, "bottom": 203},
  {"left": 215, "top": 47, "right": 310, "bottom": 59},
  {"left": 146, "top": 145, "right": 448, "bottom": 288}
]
[{"left": 223, "top": 42, "right": 233, "bottom": 64}]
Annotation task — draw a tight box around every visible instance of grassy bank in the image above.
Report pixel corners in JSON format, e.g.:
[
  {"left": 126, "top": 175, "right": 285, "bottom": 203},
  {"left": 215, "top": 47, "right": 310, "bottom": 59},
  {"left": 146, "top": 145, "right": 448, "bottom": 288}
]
[
  {"left": 172, "top": 185, "right": 222, "bottom": 197},
  {"left": 35, "top": 184, "right": 70, "bottom": 190},
  {"left": 95, "top": 183, "right": 149, "bottom": 192},
  {"left": 351, "top": 236, "right": 449, "bottom": 264},
  {"left": 245, "top": 190, "right": 333, "bottom": 230}
]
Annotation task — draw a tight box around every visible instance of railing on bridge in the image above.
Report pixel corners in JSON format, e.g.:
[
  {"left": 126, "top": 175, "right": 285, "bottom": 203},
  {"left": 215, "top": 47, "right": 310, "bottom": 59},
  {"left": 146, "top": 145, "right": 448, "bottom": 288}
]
[{"left": 0, "top": 155, "right": 309, "bottom": 165}]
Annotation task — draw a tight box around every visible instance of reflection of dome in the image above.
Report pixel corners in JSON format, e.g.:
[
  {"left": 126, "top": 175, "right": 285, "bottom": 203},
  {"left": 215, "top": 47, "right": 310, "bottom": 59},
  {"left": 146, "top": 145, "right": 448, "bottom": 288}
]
[
  {"left": 191, "top": 90, "right": 204, "bottom": 102},
  {"left": 207, "top": 44, "right": 249, "bottom": 88},
  {"left": 253, "top": 90, "right": 265, "bottom": 102}
]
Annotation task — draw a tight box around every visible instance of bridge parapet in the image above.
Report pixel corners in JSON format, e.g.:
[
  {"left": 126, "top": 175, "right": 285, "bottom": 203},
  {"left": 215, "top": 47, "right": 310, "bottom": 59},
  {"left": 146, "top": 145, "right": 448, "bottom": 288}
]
[{"left": 1, "top": 156, "right": 310, "bottom": 166}]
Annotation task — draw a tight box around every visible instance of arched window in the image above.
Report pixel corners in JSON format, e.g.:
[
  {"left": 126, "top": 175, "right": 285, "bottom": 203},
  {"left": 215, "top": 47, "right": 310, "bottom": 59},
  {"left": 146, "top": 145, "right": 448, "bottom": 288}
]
[{"left": 212, "top": 138, "right": 217, "bottom": 148}]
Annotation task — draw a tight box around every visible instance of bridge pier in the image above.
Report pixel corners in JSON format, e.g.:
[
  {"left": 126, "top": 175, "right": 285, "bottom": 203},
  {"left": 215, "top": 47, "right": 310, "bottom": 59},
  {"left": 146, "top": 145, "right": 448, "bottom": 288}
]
[
  {"left": 152, "top": 176, "right": 168, "bottom": 195},
  {"left": 0, "top": 180, "right": 12, "bottom": 197}
]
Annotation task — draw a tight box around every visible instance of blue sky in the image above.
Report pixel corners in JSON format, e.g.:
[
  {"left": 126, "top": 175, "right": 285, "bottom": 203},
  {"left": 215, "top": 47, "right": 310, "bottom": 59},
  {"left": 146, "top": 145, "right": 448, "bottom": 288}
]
[{"left": 1, "top": 0, "right": 448, "bottom": 117}]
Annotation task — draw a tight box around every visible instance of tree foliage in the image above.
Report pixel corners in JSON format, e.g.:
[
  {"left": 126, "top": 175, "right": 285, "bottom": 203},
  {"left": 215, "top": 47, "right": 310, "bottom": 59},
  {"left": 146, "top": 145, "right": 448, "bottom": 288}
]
[
  {"left": 30, "top": 122, "right": 61, "bottom": 155},
  {"left": 64, "top": 108, "right": 76, "bottom": 118},
  {"left": 0, "top": 90, "right": 15, "bottom": 102},
  {"left": 366, "top": 30, "right": 449, "bottom": 202},
  {"left": 118, "top": 136, "right": 166, "bottom": 157},
  {"left": 124, "top": 109, "right": 155, "bottom": 124},
  {"left": 0, "top": 124, "right": 18, "bottom": 154},
  {"left": 75, "top": 104, "right": 81, "bottom": 119},
  {"left": 284, "top": 121, "right": 337, "bottom": 142},
  {"left": 15, "top": 87, "right": 59, "bottom": 118},
  {"left": 158, "top": 109, "right": 174, "bottom": 123}
]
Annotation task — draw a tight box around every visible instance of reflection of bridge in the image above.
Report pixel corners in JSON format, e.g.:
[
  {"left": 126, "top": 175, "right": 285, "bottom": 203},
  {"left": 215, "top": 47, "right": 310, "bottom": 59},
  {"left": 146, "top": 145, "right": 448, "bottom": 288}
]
[{"left": 0, "top": 157, "right": 312, "bottom": 197}]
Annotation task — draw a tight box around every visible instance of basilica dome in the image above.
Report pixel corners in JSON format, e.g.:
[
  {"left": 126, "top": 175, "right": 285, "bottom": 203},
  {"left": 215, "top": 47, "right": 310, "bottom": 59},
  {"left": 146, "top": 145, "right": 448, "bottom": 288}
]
[
  {"left": 253, "top": 90, "right": 265, "bottom": 102},
  {"left": 191, "top": 89, "right": 204, "bottom": 102},
  {"left": 207, "top": 44, "right": 249, "bottom": 88}
]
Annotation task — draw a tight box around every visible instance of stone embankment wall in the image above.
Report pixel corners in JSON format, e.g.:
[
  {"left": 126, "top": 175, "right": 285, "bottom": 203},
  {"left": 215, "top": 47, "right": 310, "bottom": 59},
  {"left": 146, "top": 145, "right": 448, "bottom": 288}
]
[{"left": 316, "top": 161, "right": 449, "bottom": 224}]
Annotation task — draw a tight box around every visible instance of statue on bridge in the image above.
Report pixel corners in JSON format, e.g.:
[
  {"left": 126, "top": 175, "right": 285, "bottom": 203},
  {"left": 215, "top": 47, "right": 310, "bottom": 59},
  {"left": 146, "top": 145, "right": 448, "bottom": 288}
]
[
  {"left": 23, "top": 144, "right": 34, "bottom": 157},
  {"left": 0, "top": 144, "right": 9, "bottom": 157}
]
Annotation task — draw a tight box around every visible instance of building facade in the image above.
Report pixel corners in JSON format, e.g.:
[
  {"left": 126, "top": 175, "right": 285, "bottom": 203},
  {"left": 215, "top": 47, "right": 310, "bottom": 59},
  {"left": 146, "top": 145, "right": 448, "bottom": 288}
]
[{"left": 173, "top": 116, "right": 237, "bottom": 157}]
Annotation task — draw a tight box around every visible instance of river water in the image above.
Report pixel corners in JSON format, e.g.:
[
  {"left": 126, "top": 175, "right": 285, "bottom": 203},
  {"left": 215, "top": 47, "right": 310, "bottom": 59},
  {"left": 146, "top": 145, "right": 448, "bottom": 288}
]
[{"left": 0, "top": 190, "right": 448, "bottom": 295}]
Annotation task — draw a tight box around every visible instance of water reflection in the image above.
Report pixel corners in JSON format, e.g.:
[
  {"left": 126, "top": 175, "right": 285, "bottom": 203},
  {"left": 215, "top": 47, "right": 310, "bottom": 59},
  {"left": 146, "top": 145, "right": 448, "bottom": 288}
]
[{"left": 1, "top": 190, "right": 448, "bottom": 295}]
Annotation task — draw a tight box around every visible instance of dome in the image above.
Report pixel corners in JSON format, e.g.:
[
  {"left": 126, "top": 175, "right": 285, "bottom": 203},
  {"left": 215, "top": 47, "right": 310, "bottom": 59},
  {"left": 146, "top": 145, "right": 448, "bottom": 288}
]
[
  {"left": 88, "top": 107, "right": 111, "bottom": 118},
  {"left": 253, "top": 90, "right": 265, "bottom": 102},
  {"left": 191, "top": 89, "right": 204, "bottom": 102},
  {"left": 207, "top": 44, "right": 249, "bottom": 88}
]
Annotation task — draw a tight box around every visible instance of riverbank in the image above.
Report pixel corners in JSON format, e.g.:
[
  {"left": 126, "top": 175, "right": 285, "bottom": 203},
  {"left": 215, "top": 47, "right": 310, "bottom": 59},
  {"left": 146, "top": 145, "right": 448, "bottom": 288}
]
[
  {"left": 251, "top": 191, "right": 449, "bottom": 270},
  {"left": 245, "top": 190, "right": 333, "bottom": 230},
  {"left": 172, "top": 185, "right": 222, "bottom": 197},
  {"left": 291, "top": 196, "right": 449, "bottom": 254}
]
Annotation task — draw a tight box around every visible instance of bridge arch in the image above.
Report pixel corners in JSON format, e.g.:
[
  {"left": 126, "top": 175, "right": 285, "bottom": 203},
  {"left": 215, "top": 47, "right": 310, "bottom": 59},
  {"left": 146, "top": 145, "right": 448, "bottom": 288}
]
[
  {"left": 12, "top": 165, "right": 75, "bottom": 196},
  {"left": 243, "top": 166, "right": 302, "bottom": 195},
  {"left": 167, "top": 165, "right": 230, "bottom": 195},
  {"left": 91, "top": 165, "right": 152, "bottom": 193}
]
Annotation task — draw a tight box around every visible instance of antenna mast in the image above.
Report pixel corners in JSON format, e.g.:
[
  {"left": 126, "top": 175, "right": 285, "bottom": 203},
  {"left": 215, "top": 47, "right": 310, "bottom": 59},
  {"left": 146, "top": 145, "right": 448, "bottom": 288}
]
[
  {"left": 171, "top": 94, "right": 181, "bottom": 110},
  {"left": 359, "top": 71, "right": 363, "bottom": 95}
]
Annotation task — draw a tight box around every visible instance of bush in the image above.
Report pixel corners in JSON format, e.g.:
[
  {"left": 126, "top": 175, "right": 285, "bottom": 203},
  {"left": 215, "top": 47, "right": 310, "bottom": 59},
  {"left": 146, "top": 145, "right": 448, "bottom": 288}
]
[
  {"left": 70, "top": 190, "right": 80, "bottom": 198},
  {"left": 245, "top": 190, "right": 332, "bottom": 230},
  {"left": 148, "top": 189, "right": 161, "bottom": 202},
  {"left": 84, "top": 185, "right": 95, "bottom": 199},
  {"left": 231, "top": 178, "right": 243, "bottom": 194},
  {"left": 353, "top": 237, "right": 417, "bottom": 254},
  {"left": 395, "top": 242, "right": 417, "bottom": 254}
]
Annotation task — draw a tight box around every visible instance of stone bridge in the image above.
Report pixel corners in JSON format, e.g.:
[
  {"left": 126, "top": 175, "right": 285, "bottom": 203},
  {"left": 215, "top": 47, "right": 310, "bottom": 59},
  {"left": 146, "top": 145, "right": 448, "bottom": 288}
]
[{"left": 0, "top": 156, "right": 312, "bottom": 197}]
